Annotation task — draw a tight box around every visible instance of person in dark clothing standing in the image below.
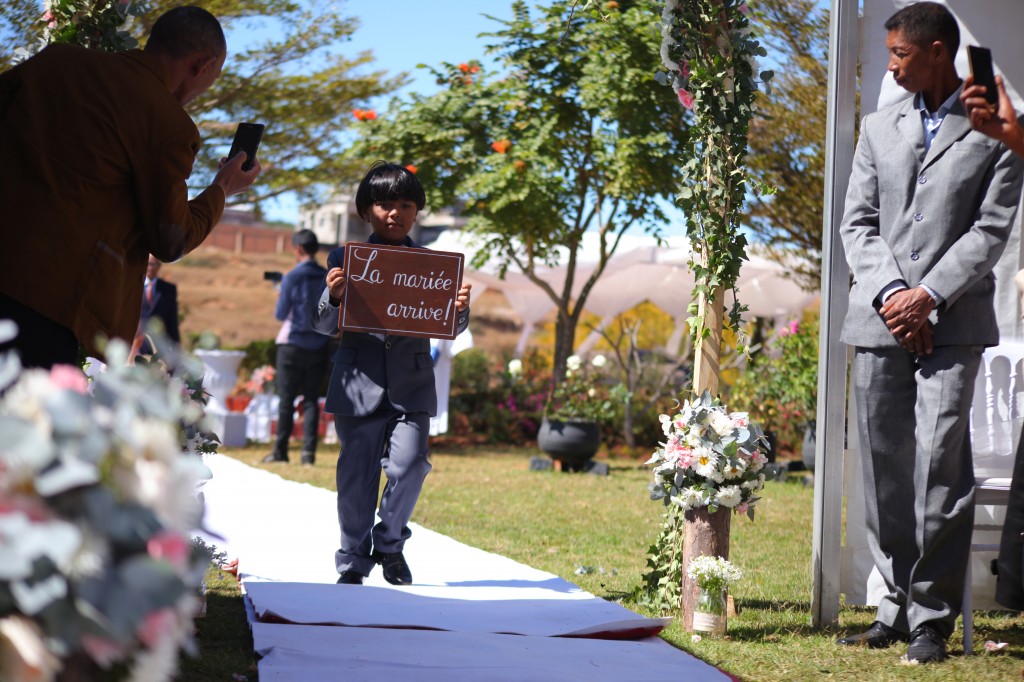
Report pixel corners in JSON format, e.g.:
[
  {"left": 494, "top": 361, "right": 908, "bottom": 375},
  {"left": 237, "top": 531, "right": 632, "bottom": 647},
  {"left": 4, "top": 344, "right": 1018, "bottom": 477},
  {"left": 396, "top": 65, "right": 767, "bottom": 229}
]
[{"left": 264, "top": 230, "right": 329, "bottom": 465}]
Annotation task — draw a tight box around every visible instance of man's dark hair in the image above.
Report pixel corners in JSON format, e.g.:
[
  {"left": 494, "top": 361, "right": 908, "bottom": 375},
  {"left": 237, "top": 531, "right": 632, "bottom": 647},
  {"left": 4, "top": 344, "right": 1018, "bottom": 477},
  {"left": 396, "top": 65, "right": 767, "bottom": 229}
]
[
  {"left": 354, "top": 162, "right": 426, "bottom": 220},
  {"left": 291, "top": 229, "right": 319, "bottom": 256},
  {"left": 145, "top": 6, "right": 226, "bottom": 59},
  {"left": 885, "top": 2, "right": 959, "bottom": 58}
]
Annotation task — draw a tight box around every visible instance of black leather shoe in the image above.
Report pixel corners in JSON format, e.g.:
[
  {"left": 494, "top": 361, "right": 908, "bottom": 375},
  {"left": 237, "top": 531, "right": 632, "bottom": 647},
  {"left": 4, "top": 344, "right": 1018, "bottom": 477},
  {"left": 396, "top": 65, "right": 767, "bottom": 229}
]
[
  {"left": 903, "top": 624, "right": 948, "bottom": 664},
  {"left": 836, "top": 621, "right": 908, "bottom": 648},
  {"left": 261, "top": 453, "right": 287, "bottom": 464},
  {"left": 300, "top": 452, "right": 315, "bottom": 466},
  {"left": 373, "top": 550, "right": 413, "bottom": 585},
  {"left": 336, "top": 571, "right": 364, "bottom": 585}
]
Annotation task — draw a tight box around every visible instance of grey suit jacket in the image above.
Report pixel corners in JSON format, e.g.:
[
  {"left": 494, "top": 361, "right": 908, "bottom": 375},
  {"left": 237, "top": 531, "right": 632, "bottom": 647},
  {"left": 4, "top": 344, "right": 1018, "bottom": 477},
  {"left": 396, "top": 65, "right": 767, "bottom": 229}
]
[
  {"left": 840, "top": 96, "right": 1024, "bottom": 349},
  {"left": 311, "top": 238, "right": 471, "bottom": 417}
]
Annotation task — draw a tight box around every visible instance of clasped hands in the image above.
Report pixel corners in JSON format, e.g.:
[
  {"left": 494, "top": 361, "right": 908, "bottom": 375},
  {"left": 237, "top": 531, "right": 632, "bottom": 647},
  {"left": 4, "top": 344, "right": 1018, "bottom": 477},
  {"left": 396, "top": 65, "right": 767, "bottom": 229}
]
[
  {"left": 880, "top": 287, "right": 935, "bottom": 355},
  {"left": 326, "top": 266, "right": 472, "bottom": 311}
]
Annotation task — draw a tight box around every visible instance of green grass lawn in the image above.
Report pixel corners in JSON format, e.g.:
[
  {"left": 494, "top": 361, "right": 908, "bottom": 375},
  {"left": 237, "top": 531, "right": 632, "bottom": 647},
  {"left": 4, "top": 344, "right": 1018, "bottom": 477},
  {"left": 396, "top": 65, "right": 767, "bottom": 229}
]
[{"left": 180, "top": 444, "right": 1024, "bottom": 681}]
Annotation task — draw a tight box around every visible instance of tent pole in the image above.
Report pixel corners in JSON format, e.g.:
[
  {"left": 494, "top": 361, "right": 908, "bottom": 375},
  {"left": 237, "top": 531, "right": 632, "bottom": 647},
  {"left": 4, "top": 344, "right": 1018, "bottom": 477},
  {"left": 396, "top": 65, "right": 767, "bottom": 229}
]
[{"left": 811, "top": 0, "right": 859, "bottom": 629}]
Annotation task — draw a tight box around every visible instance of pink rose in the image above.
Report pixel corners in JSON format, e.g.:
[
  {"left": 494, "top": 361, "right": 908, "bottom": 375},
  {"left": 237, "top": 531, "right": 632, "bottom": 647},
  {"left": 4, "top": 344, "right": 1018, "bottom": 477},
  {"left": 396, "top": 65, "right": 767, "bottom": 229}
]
[
  {"left": 137, "top": 608, "right": 178, "bottom": 648},
  {"left": 678, "top": 88, "right": 695, "bottom": 110},
  {"left": 736, "top": 501, "right": 749, "bottom": 515},
  {"left": 147, "top": 531, "right": 190, "bottom": 568},
  {"left": 50, "top": 364, "right": 88, "bottom": 394}
]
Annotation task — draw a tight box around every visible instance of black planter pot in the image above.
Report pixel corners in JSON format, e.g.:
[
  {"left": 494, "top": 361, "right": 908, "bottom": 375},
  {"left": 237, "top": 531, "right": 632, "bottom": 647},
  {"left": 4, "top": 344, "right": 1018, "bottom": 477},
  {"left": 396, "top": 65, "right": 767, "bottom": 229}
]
[
  {"left": 801, "top": 420, "right": 816, "bottom": 472},
  {"left": 537, "top": 417, "right": 601, "bottom": 472}
]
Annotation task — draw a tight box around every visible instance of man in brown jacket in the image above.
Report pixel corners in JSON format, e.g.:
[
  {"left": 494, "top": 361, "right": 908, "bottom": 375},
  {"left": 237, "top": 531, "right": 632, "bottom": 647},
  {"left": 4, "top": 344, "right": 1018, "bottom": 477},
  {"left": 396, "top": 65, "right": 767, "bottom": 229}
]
[{"left": 0, "top": 6, "right": 260, "bottom": 368}]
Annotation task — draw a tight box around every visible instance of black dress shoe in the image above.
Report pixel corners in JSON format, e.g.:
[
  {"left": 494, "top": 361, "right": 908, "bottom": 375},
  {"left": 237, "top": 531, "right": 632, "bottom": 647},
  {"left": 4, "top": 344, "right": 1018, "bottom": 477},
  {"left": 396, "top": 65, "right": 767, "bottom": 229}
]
[
  {"left": 261, "top": 453, "right": 288, "bottom": 464},
  {"left": 336, "top": 571, "right": 364, "bottom": 585},
  {"left": 373, "top": 550, "right": 413, "bottom": 585},
  {"left": 902, "top": 624, "right": 947, "bottom": 664},
  {"left": 837, "top": 621, "right": 909, "bottom": 648}
]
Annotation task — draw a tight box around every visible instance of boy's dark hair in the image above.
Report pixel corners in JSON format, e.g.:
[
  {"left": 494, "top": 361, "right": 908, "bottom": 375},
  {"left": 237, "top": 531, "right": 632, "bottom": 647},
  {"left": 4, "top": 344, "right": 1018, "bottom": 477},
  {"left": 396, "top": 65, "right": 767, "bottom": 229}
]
[
  {"left": 354, "top": 162, "right": 426, "bottom": 220},
  {"left": 291, "top": 229, "right": 319, "bottom": 256},
  {"left": 145, "top": 6, "right": 226, "bottom": 60},
  {"left": 884, "top": 2, "right": 959, "bottom": 58}
]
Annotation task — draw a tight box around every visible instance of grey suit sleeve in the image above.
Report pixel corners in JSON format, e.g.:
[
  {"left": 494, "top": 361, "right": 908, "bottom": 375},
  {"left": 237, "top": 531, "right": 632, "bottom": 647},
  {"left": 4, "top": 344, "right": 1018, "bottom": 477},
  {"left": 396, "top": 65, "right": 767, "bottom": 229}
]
[
  {"left": 839, "top": 116, "right": 907, "bottom": 303},
  {"left": 311, "top": 287, "right": 339, "bottom": 336},
  {"left": 919, "top": 144, "right": 1024, "bottom": 307}
]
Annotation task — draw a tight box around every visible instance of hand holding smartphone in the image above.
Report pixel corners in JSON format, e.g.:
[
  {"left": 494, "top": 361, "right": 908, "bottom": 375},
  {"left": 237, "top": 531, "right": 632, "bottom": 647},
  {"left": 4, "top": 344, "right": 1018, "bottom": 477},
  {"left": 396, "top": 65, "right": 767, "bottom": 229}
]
[
  {"left": 228, "top": 122, "right": 265, "bottom": 172},
  {"left": 968, "top": 45, "right": 998, "bottom": 106}
]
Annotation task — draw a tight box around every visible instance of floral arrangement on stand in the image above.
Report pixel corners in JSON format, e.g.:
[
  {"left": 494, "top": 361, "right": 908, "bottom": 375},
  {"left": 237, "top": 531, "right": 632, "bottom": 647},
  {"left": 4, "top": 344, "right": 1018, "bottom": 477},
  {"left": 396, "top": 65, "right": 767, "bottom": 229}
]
[
  {"left": 639, "top": 390, "right": 769, "bottom": 612},
  {"left": 245, "top": 364, "right": 276, "bottom": 397},
  {"left": 646, "top": 390, "right": 769, "bottom": 518},
  {"left": 0, "top": 324, "right": 217, "bottom": 682},
  {"left": 687, "top": 555, "right": 742, "bottom": 636},
  {"left": 544, "top": 354, "right": 614, "bottom": 425}
]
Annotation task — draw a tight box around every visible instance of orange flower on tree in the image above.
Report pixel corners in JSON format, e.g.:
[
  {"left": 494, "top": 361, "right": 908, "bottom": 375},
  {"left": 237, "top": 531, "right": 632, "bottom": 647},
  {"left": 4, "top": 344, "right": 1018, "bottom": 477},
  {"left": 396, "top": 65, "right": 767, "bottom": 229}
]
[
  {"left": 491, "top": 139, "right": 511, "bottom": 154},
  {"left": 352, "top": 109, "right": 377, "bottom": 121},
  {"left": 458, "top": 63, "right": 471, "bottom": 74},
  {"left": 513, "top": 159, "right": 527, "bottom": 172},
  {"left": 405, "top": 164, "right": 418, "bottom": 174}
]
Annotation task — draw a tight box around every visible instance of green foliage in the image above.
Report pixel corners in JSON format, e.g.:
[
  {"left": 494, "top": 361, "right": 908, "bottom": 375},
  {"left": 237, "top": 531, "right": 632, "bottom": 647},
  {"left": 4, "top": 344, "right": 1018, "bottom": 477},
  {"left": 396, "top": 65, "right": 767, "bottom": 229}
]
[
  {"left": 635, "top": 505, "right": 685, "bottom": 613},
  {"left": 744, "top": 0, "right": 831, "bottom": 290},
  {"left": 1, "top": 1, "right": 405, "bottom": 213},
  {"left": 728, "top": 310, "right": 819, "bottom": 453},
  {"left": 42, "top": 0, "right": 147, "bottom": 51},
  {"left": 659, "top": 0, "right": 773, "bottom": 353},
  {"left": 350, "top": 0, "right": 689, "bottom": 378},
  {"left": 546, "top": 354, "right": 615, "bottom": 424},
  {"left": 239, "top": 338, "right": 277, "bottom": 373}
]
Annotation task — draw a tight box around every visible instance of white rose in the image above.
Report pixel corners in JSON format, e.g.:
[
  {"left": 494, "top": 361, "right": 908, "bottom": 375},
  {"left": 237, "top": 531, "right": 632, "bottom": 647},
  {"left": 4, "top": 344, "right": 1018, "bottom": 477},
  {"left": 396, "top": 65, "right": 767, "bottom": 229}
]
[
  {"left": 507, "top": 359, "right": 523, "bottom": 376},
  {"left": 566, "top": 355, "right": 583, "bottom": 372},
  {"left": 591, "top": 354, "right": 607, "bottom": 368}
]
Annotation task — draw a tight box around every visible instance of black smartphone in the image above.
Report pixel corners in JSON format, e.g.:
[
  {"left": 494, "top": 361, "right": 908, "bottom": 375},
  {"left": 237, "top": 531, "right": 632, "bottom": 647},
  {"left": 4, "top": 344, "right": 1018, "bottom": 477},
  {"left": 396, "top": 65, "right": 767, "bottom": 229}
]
[
  {"left": 228, "top": 122, "right": 265, "bottom": 171},
  {"left": 968, "top": 45, "right": 998, "bottom": 106},
  {"left": 262, "top": 271, "right": 283, "bottom": 283}
]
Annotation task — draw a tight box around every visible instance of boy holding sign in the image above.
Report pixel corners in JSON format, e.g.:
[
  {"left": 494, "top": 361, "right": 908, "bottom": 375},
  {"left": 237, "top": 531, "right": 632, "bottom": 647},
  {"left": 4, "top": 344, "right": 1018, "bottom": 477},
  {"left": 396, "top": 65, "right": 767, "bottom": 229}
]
[{"left": 311, "top": 162, "right": 471, "bottom": 585}]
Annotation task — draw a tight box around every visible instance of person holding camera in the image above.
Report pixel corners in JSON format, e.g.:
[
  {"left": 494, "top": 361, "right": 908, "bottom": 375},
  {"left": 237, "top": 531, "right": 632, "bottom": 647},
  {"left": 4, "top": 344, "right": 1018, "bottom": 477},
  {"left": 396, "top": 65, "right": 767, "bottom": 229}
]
[
  {"left": 263, "top": 230, "right": 329, "bottom": 466},
  {"left": 961, "top": 64, "right": 1024, "bottom": 613},
  {"left": 0, "top": 6, "right": 260, "bottom": 369},
  {"left": 961, "top": 73, "right": 1024, "bottom": 159}
]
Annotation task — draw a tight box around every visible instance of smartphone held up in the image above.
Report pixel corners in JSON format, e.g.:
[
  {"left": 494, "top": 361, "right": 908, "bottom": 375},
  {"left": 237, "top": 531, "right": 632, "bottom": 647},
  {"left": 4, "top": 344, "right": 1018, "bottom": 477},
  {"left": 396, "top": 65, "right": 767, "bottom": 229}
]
[
  {"left": 968, "top": 45, "right": 998, "bottom": 107},
  {"left": 228, "top": 122, "right": 265, "bottom": 171}
]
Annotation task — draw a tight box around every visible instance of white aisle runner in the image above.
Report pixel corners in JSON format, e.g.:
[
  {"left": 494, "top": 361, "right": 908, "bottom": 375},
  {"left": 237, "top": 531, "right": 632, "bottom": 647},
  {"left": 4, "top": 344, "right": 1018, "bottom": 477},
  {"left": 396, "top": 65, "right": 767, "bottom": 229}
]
[{"left": 200, "top": 455, "right": 732, "bottom": 682}]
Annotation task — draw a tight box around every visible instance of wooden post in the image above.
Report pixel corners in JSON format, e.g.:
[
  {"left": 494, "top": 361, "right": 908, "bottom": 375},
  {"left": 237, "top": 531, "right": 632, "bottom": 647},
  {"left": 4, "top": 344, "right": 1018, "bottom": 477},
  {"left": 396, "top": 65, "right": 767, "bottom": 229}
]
[
  {"left": 692, "top": 284, "right": 725, "bottom": 394},
  {"left": 681, "top": 278, "right": 729, "bottom": 628},
  {"left": 681, "top": 506, "right": 731, "bottom": 629}
]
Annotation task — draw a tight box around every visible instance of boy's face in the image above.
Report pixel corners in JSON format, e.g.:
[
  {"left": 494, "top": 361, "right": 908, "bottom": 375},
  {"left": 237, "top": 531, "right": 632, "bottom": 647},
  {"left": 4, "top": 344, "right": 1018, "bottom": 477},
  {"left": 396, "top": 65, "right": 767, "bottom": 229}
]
[{"left": 368, "top": 199, "right": 418, "bottom": 245}]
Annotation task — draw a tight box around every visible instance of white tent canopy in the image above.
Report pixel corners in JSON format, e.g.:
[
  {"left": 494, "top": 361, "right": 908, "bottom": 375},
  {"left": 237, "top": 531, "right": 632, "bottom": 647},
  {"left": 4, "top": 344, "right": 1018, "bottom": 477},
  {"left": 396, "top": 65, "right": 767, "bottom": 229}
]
[
  {"left": 814, "top": 0, "right": 1024, "bottom": 626},
  {"left": 429, "top": 229, "right": 817, "bottom": 356}
]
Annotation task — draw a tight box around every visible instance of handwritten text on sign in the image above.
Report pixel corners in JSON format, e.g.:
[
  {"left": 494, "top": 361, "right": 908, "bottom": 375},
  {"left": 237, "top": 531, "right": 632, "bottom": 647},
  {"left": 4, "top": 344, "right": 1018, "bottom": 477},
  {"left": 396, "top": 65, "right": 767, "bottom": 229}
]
[{"left": 340, "top": 242, "right": 465, "bottom": 339}]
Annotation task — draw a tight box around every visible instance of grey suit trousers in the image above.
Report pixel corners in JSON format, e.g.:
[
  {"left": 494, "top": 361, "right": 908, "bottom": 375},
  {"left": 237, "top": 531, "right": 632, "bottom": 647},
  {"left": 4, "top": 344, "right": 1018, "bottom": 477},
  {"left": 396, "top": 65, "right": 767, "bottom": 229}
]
[
  {"left": 333, "top": 403, "right": 431, "bottom": 576},
  {"left": 852, "top": 345, "right": 982, "bottom": 638}
]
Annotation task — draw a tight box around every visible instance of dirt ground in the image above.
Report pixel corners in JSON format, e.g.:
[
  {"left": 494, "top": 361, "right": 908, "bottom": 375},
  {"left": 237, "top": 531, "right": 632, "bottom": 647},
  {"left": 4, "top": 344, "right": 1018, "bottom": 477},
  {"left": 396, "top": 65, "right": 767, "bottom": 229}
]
[{"left": 163, "top": 244, "right": 524, "bottom": 355}]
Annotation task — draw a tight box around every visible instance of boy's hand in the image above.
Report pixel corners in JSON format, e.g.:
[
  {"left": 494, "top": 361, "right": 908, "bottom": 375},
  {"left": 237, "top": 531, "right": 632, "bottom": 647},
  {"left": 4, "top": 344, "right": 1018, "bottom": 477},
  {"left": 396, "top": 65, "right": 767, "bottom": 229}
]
[
  {"left": 326, "top": 267, "right": 346, "bottom": 305},
  {"left": 455, "top": 283, "right": 472, "bottom": 312}
]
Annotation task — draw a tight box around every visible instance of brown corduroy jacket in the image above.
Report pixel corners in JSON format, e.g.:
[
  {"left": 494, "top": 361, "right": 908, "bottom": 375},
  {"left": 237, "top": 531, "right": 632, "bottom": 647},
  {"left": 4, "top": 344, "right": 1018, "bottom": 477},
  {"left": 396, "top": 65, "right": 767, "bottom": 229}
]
[{"left": 0, "top": 44, "right": 224, "bottom": 356}]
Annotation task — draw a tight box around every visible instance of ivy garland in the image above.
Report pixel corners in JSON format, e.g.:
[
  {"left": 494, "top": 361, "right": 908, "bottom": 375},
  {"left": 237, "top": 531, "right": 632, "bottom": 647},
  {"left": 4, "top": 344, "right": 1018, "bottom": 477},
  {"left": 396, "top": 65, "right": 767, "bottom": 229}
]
[
  {"left": 657, "top": 0, "right": 773, "bottom": 353},
  {"left": 639, "top": 0, "right": 774, "bottom": 612}
]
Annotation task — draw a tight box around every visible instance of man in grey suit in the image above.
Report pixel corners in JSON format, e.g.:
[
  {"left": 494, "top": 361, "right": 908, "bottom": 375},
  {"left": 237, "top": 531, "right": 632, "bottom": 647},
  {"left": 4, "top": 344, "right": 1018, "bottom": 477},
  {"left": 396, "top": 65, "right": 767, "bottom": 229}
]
[{"left": 836, "top": 3, "right": 1024, "bottom": 663}]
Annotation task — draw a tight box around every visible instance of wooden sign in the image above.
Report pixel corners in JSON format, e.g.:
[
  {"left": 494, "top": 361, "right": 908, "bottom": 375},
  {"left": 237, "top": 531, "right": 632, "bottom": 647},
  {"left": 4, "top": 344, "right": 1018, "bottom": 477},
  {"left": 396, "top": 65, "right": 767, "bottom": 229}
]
[{"left": 340, "top": 241, "right": 465, "bottom": 339}]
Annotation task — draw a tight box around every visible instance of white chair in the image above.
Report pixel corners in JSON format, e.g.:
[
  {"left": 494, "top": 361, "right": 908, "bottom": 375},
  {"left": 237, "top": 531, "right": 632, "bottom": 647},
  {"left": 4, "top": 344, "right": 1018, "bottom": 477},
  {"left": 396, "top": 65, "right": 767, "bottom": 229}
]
[{"left": 964, "top": 342, "right": 1024, "bottom": 654}]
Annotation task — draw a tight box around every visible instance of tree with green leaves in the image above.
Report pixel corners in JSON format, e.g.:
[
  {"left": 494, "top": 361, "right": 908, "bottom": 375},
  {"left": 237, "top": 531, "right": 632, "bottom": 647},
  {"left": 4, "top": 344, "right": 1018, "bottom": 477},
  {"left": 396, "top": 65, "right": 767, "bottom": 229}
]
[
  {"left": 1, "top": 0, "right": 404, "bottom": 215},
  {"left": 349, "top": 0, "right": 689, "bottom": 379},
  {"left": 743, "top": 0, "right": 829, "bottom": 291}
]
